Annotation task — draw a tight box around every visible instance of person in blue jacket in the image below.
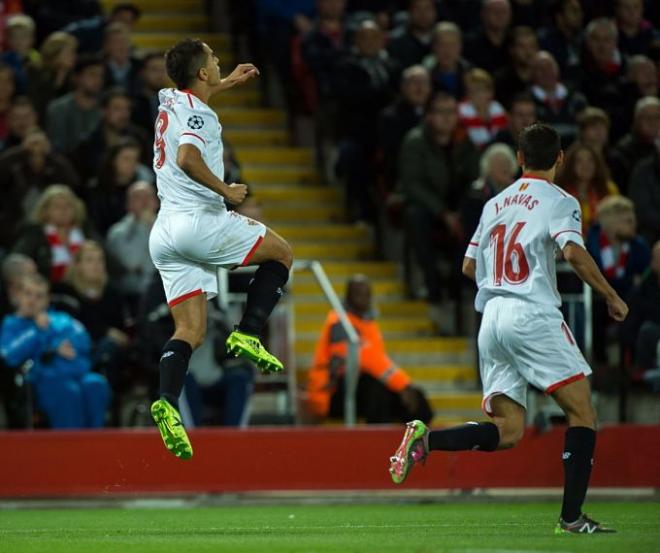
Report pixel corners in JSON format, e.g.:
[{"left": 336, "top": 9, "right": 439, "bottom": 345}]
[{"left": 0, "top": 272, "right": 110, "bottom": 428}]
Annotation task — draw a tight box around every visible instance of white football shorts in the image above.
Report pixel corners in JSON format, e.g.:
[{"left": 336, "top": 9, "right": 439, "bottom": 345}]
[
  {"left": 478, "top": 295, "right": 592, "bottom": 416},
  {"left": 149, "top": 207, "right": 266, "bottom": 307}
]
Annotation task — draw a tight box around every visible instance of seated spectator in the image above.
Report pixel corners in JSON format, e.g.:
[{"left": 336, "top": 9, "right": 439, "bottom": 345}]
[
  {"left": 0, "top": 253, "right": 37, "bottom": 318},
  {"left": 629, "top": 139, "right": 660, "bottom": 245},
  {"left": 529, "top": 51, "right": 587, "bottom": 146},
  {"left": 615, "top": 0, "right": 658, "bottom": 56},
  {"left": 103, "top": 22, "right": 141, "bottom": 96},
  {"left": 489, "top": 92, "right": 536, "bottom": 149},
  {"left": 399, "top": 92, "right": 480, "bottom": 304},
  {"left": 13, "top": 184, "right": 94, "bottom": 283},
  {"left": 305, "top": 274, "right": 432, "bottom": 424},
  {"left": 458, "top": 68, "right": 508, "bottom": 149},
  {"left": 333, "top": 19, "right": 397, "bottom": 221},
  {"left": 386, "top": 0, "right": 437, "bottom": 72},
  {"left": 378, "top": 65, "right": 431, "bottom": 193},
  {"left": 576, "top": 107, "right": 616, "bottom": 173},
  {"left": 1, "top": 14, "right": 39, "bottom": 94},
  {"left": 0, "top": 129, "right": 80, "bottom": 250},
  {"left": 106, "top": 181, "right": 158, "bottom": 308},
  {"left": 464, "top": 0, "right": 512, "bottom": 74},
  {"left": 131, "top": 52, "right": 168, "bottom": 141},
  {"left": 586, "top": 196, "right": 651, "bottom": 363},
  {"left": 1, "top": 96, "right": 38, "bottom": 152},
  {"left": 50, "top": 241, "right": 129, "bottom": 391},
  {"left": 75, "top": 87, "right": 149, "bottom": 181},
  {"left": 422, "top": 21, "right": 471, "bottom": 100},
  {"left": 26, "top": 31, "right": 77, "bottom": 123},
  {"left": 581, "top": 18, "right": 627, "bottom": 140},
  {"left": 622, "top": 55, "right": 659, "bottom": 124},
  {"left": 494, "top": 26, "right": 538, "bottom": 106},
  {"left": 86, "top": 138, "right": 154, "bottom": 236},
  {"left": 538, "top": 0, "right": 584, "bottom": 86},
  {"left": 620, "top": 240, "right": 660, "bottom": 377},
  {"left": 0, "top": 273, "right": 110, "bottom": 428},
  {"left": 46, "top": 54, "right": 104, "bottom": 155},
  {"left": 556, "top": 142, "right": 619, "bottom": 232},
  {"left": 462, "top": 142, "right": 518, "bottom": 239},
  {"left": 611, "top": 96, "right": 660, "bottom": 191},
  {"left": 0, "top": 63, "right": 16, "bottom": 146}
]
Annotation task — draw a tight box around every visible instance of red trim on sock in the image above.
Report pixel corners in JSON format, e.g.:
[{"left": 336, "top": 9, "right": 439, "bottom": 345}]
[
  {"left": 168, "top": 288, "right": 203, "bottom": 308},
  {"left": 241, "top": 235, "right": 264, "bottom": 266},
  {"left": 546, "top": 373, "right": 585, "bottom": 394}
]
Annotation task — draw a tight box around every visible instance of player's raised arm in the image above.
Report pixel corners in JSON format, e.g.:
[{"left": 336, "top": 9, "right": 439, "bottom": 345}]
[
  {"left": 211, "top": 63, "right": 260, "bottom": 93},
  {"left": 177, "top": 144, "right": 247, "bottom": 205}
]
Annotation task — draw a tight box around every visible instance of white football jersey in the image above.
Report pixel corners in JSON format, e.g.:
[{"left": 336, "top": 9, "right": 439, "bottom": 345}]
[
  {"left": 153, "top": 88, "right": 225, "bottom": 210},
  {"left": 465, "top": 175, "right": 585, "bottom": 312}
]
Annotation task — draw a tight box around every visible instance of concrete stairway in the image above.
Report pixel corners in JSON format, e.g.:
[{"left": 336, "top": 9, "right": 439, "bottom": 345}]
[{"left": 102, "top": 0, "right": 482, "bottom": 425}]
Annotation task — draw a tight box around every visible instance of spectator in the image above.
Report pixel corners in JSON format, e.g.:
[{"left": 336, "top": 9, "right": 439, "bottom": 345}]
[
  {"left": 399, "top": 92, "right": 480, "bottom": 304},
  {"left": 50, "top": 241, "right": 129, "bottom": 391},
  {"left": 378, "top": 65, "right": 431, "bottom": 192},
  {"left": 464, "top": 0, "right": 512, "bottom": 74},
  {"left": 581, "top": 18, "right": 627, "bottom": 139},
  {"left": 494, "top": 26, "right": 538, "bottom": 106},
  {"left": 462, "top": 142, "right": 518, "bottom": 239},
  {"left": 615, "top": 0, "right": 658, "bottom": 56},
  {"left": 623, "top": 55, "right": 659, "bottom": 124},
  {"left": 611, "top": 96, "right": 660, "bottom": 191},
  {"left": 61, "top": 2, "right": 141, "bottom": 54},
  {"left": 333, "top": 19, "right": 397, "bottom": 221},
  {"left": 75, "top": 87, "right": 149, "bottom": 181},
  {"left": 1, "top": 96, "right": 38, "bottom": 152},
  {"left": 422, "top": 21, "right": 471, "bottom": 100},
  {"left": 576, "top": 107, "right": 616, "bottom": 172},
  {"left": 0, "top": 273, "right": 110, "bottom": 428},
  {"left": 489, "top": 92, "right": 536, "bottom": 149},
  {"left": 458, "top": 68, "right": 508, "bottom": 148},
  {"left": 131, "top": 52, "right": 168, "bottom": 141},
  {"left": 620, "top": 240, "right": 660, "bottom": 376},
  {"left": 0, "top": 129, "right": 80, "bottom": 250},
  {"left": 1, "top": 13, "right": 39, "bottom": 94},
  {"left": 538, "top": 0, "right": 584, "bottom": 87},
  {"left": 556, "top": 142, "right": 619, "bottom": 232},
  {"left": 106, "top": 181, "right": 158, "bottom": 307},
  {"left": 305, "top": 274, "right": 432, "bottom": 424},
  {"left": 629, "top": 138, "right": 660, "bottom": 245},
  {"left": 0, "top": 63, "right": 16, "bottom": 145},
  {"left": 103, "top": 22, "right": 141, "bottom": 96},
  {"left": 86, "top": 138, "right": 154, "bottom": 236},
  {"left": 46, "top": 54, "right": 104, "bottom": 155},
  {"left": 529, "top": 50, "right": 587, "bottom": 146},
  {"left": 26, "top": 31, "right": 78, "bottom": 123},
  {"left": 13, "top": 184, "right": 93, "bottom": 283},
  {"left": 386, "top": 0, "right": 437, "bottom": 72},
  {"left": 0, "top": 253, "right": 36, "bottom": 317}
]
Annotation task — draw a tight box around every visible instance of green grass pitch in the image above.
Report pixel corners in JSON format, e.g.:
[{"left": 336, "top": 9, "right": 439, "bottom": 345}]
[{"left": 1, "top": 502, "right": 659, "bottom": 552}]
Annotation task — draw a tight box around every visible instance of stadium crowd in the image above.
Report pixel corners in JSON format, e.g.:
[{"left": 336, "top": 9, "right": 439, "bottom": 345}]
[{"left": 0, "top": 0, "right": 658, "bottom": 429}]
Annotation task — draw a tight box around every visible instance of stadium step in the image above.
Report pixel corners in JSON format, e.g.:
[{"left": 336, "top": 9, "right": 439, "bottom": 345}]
[
  {"left": 405, "top": 365, "right": 478, "bottom": 383},
  {"left": 224, "top": 129, "right": 288, "bottom": 147},
  {"left": 294, "top": 278, "right": 402, "bottom": 297},
  {"left": 294, "top": 337, "right": 469, "bottom": 356},
  {"left": 429, "top": 392, "right": 483, "bottom": 411},
  {"left": 131, "top": 32, "right": 230, "bottom": 53},
  {"left": 292, "top": 243, "right": 374, "bottom": 261},
  {"left": 292, "top": 300, "right": 427, "bottom": 317},
  {"left": 219, "top": 108, "right": 286, "bottom": 128},
  {"left": 242, "top": 166, "right": 321, "bottom": 186},
  {"left": 294, "top": 317, "right": 433, "bottom": 334},
  {"left": 262, "top": 205, "right": 344, "bottom": 223},
  {"left": 250, "top": 185, "right": 339, "bottom": 202},
  {"left": 212, "top": 90, "right": 261, "bottom": 108},
  {"left": 294, "top": 261, "right": 398, "bottom": 278},
  {"left": 236, "top": 148, "right": 314, "bottom": 165},
  {"left": 274, "top": 225, "right": 368, "bottom": 241}
]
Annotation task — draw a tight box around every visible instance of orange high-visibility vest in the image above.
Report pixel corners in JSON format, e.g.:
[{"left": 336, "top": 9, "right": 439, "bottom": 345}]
[{"left": 306, "top": 310, "right": 411, "bottom": 417}]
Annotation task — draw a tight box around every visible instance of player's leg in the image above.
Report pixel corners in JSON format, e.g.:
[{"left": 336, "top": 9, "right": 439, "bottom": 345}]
[
  {"left": 226, "top": 228, "right": 293, "bottom": 372},
  {"left": 551, "top": 378, "right": 614, "bottom": 533}
]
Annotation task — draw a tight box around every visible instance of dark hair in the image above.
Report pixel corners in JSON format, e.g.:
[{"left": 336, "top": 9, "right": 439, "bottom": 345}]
[
  {"left": 141, "top": 51, "right": 165, "bottom": 67},
  {"left": 101, "top": 86, "right": 130, "bottom": 108},
  {"left": 98, "top": 136, "right": 142, "bottom": 189},
  {"left": 165, "top": 38, "right": 207, "bottom": 89},
  {"left": 111, "top": 3, "right": 141, "bottom": 20},
  {"left": 425, "top": 90, "right": 456, "bottom": 114},
  {"left": 74, "top": 53, "right": 104, "bottom": 75},
  {"left": 517, "top": 123, "right": 561, "bottom": 170},
  {"left": 508, "top": 91, "right": 535, "bottom": 110},
  {"left": 556, "top": 142, "right": 609, "bottom": 198}
]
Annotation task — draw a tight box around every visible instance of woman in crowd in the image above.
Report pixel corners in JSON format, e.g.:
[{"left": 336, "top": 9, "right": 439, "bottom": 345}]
[{"left": 556, "top": 142, "right": 619, "bottom": 232}]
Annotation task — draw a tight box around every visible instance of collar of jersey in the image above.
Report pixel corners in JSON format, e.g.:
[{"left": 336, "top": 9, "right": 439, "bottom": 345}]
[{"left": 520, "top": 173, "right": 551, "bottom": 184}]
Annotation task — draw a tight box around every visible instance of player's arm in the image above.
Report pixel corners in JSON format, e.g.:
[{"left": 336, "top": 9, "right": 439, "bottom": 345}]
[
  {"left": 177, "top": 144, "right": 247, "bottom": 204},
  {"left": 462, "top": 256, "right": 476, "bottom": 281},
  {"left": 462, "top": 218, "right": 482, "bottom": 282},
  {"left": 562, "top": 241, "right": 628, "bottom": 321},
  {"left": 211, "top": 63, "right": 259, "bottom": 93}
]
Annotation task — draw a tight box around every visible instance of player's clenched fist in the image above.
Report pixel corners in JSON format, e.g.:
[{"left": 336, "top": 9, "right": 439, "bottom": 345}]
[
  {"left": 225, "top": 183, "right": 248, "bottom": 205},
  {"left": 607, "top": 295, "right": 629, "bottom": 322}
]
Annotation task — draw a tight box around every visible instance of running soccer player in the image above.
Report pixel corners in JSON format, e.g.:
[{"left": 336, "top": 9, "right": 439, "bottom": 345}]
[
  {"left": 388, "top": 124, "right": 629, "bottom": 534},
  {"left": 148, "top": 39, "right": 293, "bottom": 459}
]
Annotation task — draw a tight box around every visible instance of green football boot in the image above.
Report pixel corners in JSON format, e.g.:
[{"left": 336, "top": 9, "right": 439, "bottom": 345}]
[
  {"left": 150, "top": 398, "right": 193, "bottom": 460},
  {"left": 389, "top": 420, "right": 429, "bottom": 484},
  {"left": 226, "top": 329, "right": 284, "bottom": 373}
]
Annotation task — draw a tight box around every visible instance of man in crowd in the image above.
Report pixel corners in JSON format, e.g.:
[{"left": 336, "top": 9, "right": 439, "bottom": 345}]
[{"left": 387, "top": 0, "right": 437, "bottom": 72}]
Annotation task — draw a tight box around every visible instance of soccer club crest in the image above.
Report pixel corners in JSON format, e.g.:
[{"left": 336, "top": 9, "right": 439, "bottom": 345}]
[{"left": 187, "top": 115, "right": 204, "bottom": 130}]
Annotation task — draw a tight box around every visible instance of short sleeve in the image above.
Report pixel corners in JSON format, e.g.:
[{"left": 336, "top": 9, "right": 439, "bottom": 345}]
[
  {"left": 465, "top": 219, "right": 482, "bottom": 259},
  {"left": 549, "top": 196, "right": 585, "bottom": 249},
  {"left": 178, "top": 105, "right": 214, "bottom": 153}
]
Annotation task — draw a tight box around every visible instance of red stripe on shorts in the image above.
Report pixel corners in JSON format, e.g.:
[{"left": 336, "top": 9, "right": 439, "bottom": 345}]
[
  {"left": 545, "top": 373, "right": 585, "bottom": 394},
  {"left": 241, "top": 235, "right": 264, "bottom": 266},
  {"left": 168, "top": 288, "right": 203, "bottom": 308},
  {"left": 181, "top": 132, "right": 206, "bottom": 145}
]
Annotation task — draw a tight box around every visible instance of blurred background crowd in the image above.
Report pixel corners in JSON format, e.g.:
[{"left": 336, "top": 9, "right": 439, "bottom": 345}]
[{"left": 0, "top": 0, "right": 659, "bottom": 430}]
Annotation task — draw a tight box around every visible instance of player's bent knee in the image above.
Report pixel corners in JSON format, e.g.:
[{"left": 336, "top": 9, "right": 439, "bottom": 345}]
[{"left": 278, "top": 239, "right": 294, "bottom": 268}]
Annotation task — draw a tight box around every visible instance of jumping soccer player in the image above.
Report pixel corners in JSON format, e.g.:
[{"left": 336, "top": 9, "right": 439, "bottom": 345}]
[
  {"left": 389, "top": 123, "right": 628, "bottom": 534},
  {"left": 149, "top": 39, "right": 293, "bottom": 459}
]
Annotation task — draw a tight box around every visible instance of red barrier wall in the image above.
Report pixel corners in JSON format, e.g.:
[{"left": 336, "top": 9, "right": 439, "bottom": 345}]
[{"left": 1, "top": 425, "right": 659, "bottom": 497}]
